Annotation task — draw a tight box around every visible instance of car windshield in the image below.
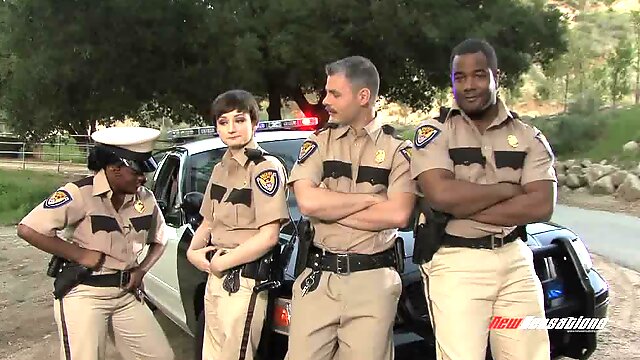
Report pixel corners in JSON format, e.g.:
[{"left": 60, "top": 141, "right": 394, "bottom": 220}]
[{"left": 188, "top": 138, "right": 305, "bottom": 195}]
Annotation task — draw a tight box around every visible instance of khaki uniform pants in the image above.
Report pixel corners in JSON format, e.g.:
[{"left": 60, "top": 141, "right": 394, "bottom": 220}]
[
  {"left": 421, "top": 239, "right": 550, "bottom": 360},
  {"left": 287, "top": 267, "right": 402, "bottom": 360},
  {"left": 53, "top": 284, "right": 174, "bottom": 360},
  {"left": 203, "top": 273, "right": 268, "bottom": 360}
]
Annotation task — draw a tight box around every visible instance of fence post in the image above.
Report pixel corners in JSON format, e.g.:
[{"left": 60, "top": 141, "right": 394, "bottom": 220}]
[
  {"left": 21, "top": 142, "right": 25, "bottom": 170},
  {"left": 57, "top": 135, "right": 61, "bottom": 173}
]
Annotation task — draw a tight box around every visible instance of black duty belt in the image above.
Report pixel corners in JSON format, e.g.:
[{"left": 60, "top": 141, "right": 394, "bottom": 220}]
[
  {"left": 442, "top": 230, "right": 520, "bottom": 250},
  {"left": 307, "top": 246, "right": 396, "bottom": 275},
  {"left": 81, "top": 270, "right": 131, "bottom": 288}
]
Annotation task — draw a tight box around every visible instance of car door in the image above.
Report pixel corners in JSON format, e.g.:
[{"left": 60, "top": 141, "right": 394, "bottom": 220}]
[{"left": 144, "top": 151, "right": 190, "bottom": 330}]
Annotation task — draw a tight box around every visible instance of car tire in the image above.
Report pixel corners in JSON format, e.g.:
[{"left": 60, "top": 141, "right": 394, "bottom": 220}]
[{"left": 194, "top": 309, "right": 205, "bottom": 360}]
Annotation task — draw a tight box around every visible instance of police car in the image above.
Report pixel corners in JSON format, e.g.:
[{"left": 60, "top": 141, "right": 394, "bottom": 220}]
[{"left": 142, "top": 118, "right": 609, "bottom": 360}]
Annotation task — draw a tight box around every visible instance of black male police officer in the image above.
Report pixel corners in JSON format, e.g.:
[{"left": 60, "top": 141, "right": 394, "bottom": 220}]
[
  {"left": 411, "top": 39, "right": 556, "bottom": 360},
  {"left": 287, "top": 56, "right": 416, "bottom": 360},
  {"left": 17, "top": 127, "right": 174, "bottom": 360}
]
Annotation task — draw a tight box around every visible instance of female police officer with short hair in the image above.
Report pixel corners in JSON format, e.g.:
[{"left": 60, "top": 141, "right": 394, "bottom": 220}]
[
  {"left": 186, "top": 89, "right": 289, "bottom": 360},
  {"left": 17, "top": 126, "right": 174, "bottom": 360}
]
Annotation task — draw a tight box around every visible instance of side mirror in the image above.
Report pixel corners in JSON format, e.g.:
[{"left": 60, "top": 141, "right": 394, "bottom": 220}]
[{"left": 182, "top": 192, "right": 204, "bottom": 229}]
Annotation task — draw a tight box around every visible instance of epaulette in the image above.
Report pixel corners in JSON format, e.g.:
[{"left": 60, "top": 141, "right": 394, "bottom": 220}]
[
  {"left": 314, "top": 122, "right": 339, "bottom": 135},
  {"left": 509, "top": 110, "right": 520, "bottom": 119},
  {"left": 381, "top": 124, "right": 404, "bottom": 140},
  {"left": 72, "top": 176, "right": 94, "bottom": 188},
  {"left": 245, "top": 148, "right": 267, "bottom": 165},
  {"left": 435, "top": 106, "right": 452, "bottom": 124}
]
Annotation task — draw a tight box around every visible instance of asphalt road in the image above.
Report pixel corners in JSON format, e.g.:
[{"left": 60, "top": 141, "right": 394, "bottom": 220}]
[{"left": 552, "top": 205, "right": 640, "bottom": 272}]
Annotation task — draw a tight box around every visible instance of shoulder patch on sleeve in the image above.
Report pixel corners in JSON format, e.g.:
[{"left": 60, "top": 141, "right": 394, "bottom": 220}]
[
  {"left": 414, "top": 124, "right": 441, "bottom": 149},
  {"left": 255, "top": 169, "right": 280, "bottom": 197},
  {"left": 43, "top": 189, "right": 73, "bottom": 209},
  {"left": 400, "top": 146, "right": 412, "bottom": 162},
  {"left": 297, "top": 140, "right": 318, "bottom": 164}
]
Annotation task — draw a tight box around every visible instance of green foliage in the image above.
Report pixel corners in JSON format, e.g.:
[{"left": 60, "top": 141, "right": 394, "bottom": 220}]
[
  {"left": 606, "top": 36, "right": 634, "bottom": 106},
  {"left": 0, "top": 169, "right": 67, "bottom": 225},
  {"left": 0, "top": 0, "right": 568, "bottom": 140}
]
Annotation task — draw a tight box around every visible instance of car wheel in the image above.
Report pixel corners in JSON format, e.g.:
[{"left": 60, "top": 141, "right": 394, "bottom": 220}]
[{"left": 195, "top": 310, "right": 205, "bottom": 360}]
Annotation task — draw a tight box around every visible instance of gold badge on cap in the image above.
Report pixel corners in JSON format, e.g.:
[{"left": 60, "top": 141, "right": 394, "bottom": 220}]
[
  {"left": 134, "top": 200, "right": 145, "bottom": 213},
  {"left": 375, "top": 150, "right": 385, "bottom": 163},
  {"left": 507, "top": 135, "right": 519, "bottom": 148}
]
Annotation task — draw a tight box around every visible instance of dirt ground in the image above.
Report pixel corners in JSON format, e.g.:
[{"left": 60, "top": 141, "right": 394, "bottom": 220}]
[{"left": 0, "top": 224, "right": 638, "bottom": 360}]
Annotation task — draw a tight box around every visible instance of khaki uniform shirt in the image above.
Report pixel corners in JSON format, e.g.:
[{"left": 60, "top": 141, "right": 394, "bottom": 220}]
[
  {"left": 288, "top": 117, "right": 416, "bottom": 254},
  {"left": 199, "top": 139, "right": 289, "bottom": 248},
  {"left": 20, "top": 169, "right": 167, "bottom": 271},
  {"left": 411, "top": 99, "right": 557, "bottom": 238}
]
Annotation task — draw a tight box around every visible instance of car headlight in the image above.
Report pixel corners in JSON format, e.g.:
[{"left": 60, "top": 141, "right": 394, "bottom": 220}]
[{"left": 570, "top": 237, "right": 593, "bottom": 272}]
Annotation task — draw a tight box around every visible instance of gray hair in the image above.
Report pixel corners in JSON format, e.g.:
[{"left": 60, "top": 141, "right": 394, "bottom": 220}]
[{"left": 325, "top": 56, "right": 380, "bottom": 104}]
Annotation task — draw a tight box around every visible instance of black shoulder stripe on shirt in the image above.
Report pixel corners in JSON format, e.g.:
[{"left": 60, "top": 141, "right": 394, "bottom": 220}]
[
  {"left": 130, "top": 215, "right": 153, "bottom": 232},
  {"left": 449, "top": 147, "right": 486, "bottom": 167},
  {"left": 356, "top": 166, "right": 390, "bottom": 187},
  {"left": 72, "top": 176, "right": 94, "bottom": 188},
  {"left": 225, "top": 188, "right": 252, "bottom": 207},
  {"left": 322, "top": 160, "right": 352, "bottom": 181},
  {"left": 90, "top": 215, "right": 121, "bottom": 234},
  {"left": 494, "top": 151, "right": 526, "bottom": 170},
  {"left": 210, "top": 183, "right": 227, "bottom": 202}
]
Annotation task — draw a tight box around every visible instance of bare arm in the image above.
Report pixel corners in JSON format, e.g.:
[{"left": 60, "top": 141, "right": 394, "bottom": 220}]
[
  {"left": 210, "top": 221, "right": 281, "bottom": 272},
  {"left": 16, "top": 224, "right": 103, "bottom": 268},
  {"left": 417, "top": 169, "right": 522, "bottom": 218},
  {"left": 186, "top": 219, "right": 216, "bottom": 272},
  {"left": 337, "top": 192, "right": 416, "bottom": 231},
  {"left": 468, "top": 180, "right": 556, "bottom": 226},
  {"left": 292, "top": 179, "right": 382, "bottom": 221}
]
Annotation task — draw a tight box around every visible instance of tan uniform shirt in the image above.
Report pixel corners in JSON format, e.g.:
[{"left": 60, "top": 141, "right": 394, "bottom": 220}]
[
  {"left": 411, "top": 99, "right": 557, "bottom": 238},
  {"left": 288, "top": 117, "right": 416, "bottom": 254},
  {"left": 199, "top": 139, "right": 289, "bottom": 248},
  {"left": 20, "top": 169, "right": 167, "bottom": 271}
]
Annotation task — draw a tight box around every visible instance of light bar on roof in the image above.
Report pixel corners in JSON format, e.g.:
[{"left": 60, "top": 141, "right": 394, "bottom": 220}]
[{"left": 167, "top": 117, "right": 319, "bottom": 141}]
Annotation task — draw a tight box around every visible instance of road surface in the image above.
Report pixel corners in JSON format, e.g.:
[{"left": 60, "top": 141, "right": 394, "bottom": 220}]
[{"left": 552, "top": 205, "right": 640, "bottom": 272}]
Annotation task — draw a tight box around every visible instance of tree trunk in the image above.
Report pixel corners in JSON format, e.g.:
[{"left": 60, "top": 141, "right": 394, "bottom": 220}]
[
  {"left": 267, "top": 90, "right": 281, "bottom": 120},
  {"left": 635, "top": 44, "right": 639, "bottom": 104},
  {"left": 564, "top": 73, "right": 569, "bottom": 113},
  {"left": 291, "top": 87, "right": 329, "bottom": 128}
]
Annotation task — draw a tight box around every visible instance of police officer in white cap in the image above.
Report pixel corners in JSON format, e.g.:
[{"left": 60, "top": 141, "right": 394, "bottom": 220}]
[{"left": 17, "top": 126, "right": 174, "bottom": 360}]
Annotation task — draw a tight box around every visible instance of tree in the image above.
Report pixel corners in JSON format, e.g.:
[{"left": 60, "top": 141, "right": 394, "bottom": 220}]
[
  {"left": 0, "top": 0, "right": 568, "bottom": 140},
  {"left": 631, "top": 11, "right": 640, "bottom": 104},
  {"left": 606, "top": 36, "right": 634, "bottom": 108}
]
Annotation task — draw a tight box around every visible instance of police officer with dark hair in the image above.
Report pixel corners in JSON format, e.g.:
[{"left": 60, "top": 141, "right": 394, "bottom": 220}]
[
  {"left": 17, "top": 127, "right": 174, "bottom": 360},
  {"left": 186, "top": 89, "right": 289, "bottom": 360},
  {"left": 411, "top": 38, "right": 556, "bottom": 360},
  {"left": 287, "top": 56, "right": 416, "bottom": 360}
]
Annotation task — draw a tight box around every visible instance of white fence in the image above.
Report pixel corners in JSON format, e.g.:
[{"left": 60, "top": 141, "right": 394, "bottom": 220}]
[{"left": 0, "top": 141, "right": 93, "bottom": 174}]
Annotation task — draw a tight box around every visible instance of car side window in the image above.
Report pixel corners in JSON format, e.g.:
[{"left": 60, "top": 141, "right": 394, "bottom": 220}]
[
  {"left": 153, "top": 155, "right": 183, "bottom": 227},
  {"left": 145, "top": 150, "right": 170, "bottom": 190},
  {"left": 189, "top": 149, "right": 227, "bottom": 194}
]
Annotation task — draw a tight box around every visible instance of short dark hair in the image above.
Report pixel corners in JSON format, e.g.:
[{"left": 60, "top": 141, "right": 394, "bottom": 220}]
[
  {"left": 325, "top": 56, "right": 380, "bottom": 103},
  {"left": 450, "top": 38, "right": 498, "bottom": 73},
  {"left": 87, "top": 146, "right": 122, "bottom": 172},
  {"left": 210, "top": 89, "right": 260, "bottom": 125}
]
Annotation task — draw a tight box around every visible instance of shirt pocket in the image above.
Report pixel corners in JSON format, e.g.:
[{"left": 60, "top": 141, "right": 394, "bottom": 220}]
[{"left": 494, "top": 151, "right": 526, "bottom": 184}]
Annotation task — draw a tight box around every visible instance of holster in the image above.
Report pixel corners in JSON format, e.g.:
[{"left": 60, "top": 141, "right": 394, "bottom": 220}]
[
  {"left": 294, "top": 218, "right": 314, "bottom": 277},
  {"left": 241, "top": 246, "right": 277, "bottom": 282},
  {"left": 412, "top": 203, "right": 452, "bottom": 265},
  {"left": 393, "top": 237, "right": 405, "bottom": 273},
  {"left": 46, "top": 255, "right": 64, "bottom": 278},
  {"left": 52, "top": 259, "right": 93, "bottom": 299}
]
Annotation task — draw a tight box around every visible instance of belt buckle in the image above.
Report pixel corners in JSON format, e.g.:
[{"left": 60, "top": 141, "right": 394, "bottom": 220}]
[
  {"left": 119, "top": 271, "right": 131, "bottom": 288},
  {"left": 490, "top": 235, "right": 504, "bottom": 249},
  {"left": 336, "top": 254, "right": 350, "bottom": 275}
]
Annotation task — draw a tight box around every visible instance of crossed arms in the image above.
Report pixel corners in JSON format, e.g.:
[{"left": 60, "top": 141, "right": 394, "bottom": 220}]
[
  {"left": 416, "top": 169, "right": 556, "bottom": 226},
  {"left": 293, "top": 179, "right": 416, "bottom": 231}
]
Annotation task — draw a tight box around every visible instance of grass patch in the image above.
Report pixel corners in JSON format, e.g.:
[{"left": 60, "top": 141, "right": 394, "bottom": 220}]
[
  {"left": 38, "top": 138, "right": 89, "bottom": 164},
  {"left": 0, "top": 169, "right": 69, "bottom": 225}
]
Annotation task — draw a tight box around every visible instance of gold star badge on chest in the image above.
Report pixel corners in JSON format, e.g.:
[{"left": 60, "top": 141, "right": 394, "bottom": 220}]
[
  {"left": 134, "top": 200, "right": 145, "bottom": 213},
  {"left": 375, "top": 150, "right": 385, "bottom": 163},
  {"left": 507, "top": 135, "right": 519, "bottom": 148}
]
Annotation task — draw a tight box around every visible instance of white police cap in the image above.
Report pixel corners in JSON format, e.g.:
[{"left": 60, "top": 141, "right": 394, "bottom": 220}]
[{"left": 91, "top": 126, "right": 161, "bottom": 173}]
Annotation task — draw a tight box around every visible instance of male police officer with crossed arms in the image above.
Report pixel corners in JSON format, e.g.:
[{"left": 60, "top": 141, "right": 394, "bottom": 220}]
[
  {"left": 411, "top": 39, "right": 557, "bottom": 360},
  {"left": 287, "top": 56, "right": 416, "bottom": 360}
]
